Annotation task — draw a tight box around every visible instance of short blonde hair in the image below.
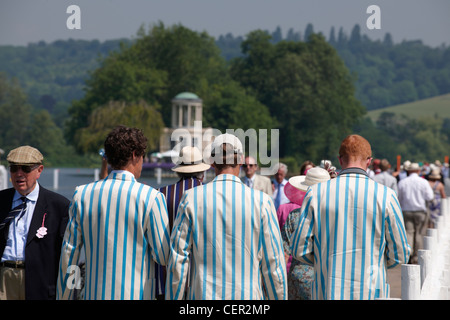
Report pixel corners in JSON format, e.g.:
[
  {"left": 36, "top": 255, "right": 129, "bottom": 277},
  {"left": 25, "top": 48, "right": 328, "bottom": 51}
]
[{"left": 339, "top": 135, "right": 372, "bottom": 163}]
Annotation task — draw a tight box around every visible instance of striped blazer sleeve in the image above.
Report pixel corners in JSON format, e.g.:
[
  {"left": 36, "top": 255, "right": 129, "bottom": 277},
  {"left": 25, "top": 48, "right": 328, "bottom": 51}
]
[
  {"left": 147, "top": 191, "right": 171, "bottom": 266},
  {"left": 56, "top": 187, "right": 83, "bottom": 300},
  {"left": 385, "top": 192, "right": 411, "bottom": 268},
  {"left": 165, "top": 192, "right": 191, "bottom": 300},
  {"left": 259, "top": 195, "right": 288, "bottom": 300},
  {"left": 290, "top": 189, "right": 315, "bottom": 265}
]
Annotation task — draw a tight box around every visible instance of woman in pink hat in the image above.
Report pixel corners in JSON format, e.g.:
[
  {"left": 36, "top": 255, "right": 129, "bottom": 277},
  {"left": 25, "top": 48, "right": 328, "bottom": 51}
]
[{"left": 280, "top": 164, "right": 336, "bottom": 300}]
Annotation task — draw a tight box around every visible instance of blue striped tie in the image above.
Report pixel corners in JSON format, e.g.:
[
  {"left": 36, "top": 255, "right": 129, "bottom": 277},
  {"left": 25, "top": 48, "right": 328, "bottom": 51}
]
[{"left": 0, "top": 197, "right": 27, "bottom": 230}]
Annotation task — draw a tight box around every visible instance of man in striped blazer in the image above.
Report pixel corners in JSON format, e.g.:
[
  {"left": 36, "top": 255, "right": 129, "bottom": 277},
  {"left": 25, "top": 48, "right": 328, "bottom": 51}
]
[
  {"left": 291, "top": 134, "right": 410, "bottom": 300},
  {"left": 155, "top": 146, "right": 210, "bottom": 299},
  {"left": 57, "top": 126, "right": 171, "bottom": 300},
  {"left": 166, "top": 133, "right": 287, "bottom": 300}
]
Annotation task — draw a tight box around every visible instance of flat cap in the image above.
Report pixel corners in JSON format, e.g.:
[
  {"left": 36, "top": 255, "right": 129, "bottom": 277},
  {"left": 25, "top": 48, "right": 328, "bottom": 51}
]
[{"left": 7, "top": 146, "right": 43, "bottom": 165}]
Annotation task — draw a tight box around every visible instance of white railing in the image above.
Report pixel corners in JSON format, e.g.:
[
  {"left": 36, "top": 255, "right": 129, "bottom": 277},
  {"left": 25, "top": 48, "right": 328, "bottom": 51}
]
[{"left": 400, "top": 197, "right": 450, "bottom": 300}]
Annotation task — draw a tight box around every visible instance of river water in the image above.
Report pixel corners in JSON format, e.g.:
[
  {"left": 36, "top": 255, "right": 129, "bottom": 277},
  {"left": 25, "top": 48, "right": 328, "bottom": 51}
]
[{"left": 5, "top": 168, "right": 185, "bottom": 200}]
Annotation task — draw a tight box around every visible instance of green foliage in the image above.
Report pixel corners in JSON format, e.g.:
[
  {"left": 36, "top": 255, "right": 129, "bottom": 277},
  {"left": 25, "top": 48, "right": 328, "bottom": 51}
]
[
  {"left": 0, "top": 72, "right": 94, "bottom": 167},
  {"left": 66, "top": 22, "right": 276, "bottom": 154},
  {"left": 231, "top": 32, "right": 365, "bottom": 161},
  {"left": 2, "top": 23, "right": 450, "bottom": 167},
  {"left": 0, "top": 73, "right": 32, "bottom": 150},
  {"left": 75, "top": 100, "right": 164, "bottom": 154},
  {"left": 216, "top": 25, "right": 450, "bottom": 111},
  {"left": 0, "top": 39, "right": 130, "bottom": 128},
  {"left": 354, "top": 113, "right": 450, "bottom": 165}
]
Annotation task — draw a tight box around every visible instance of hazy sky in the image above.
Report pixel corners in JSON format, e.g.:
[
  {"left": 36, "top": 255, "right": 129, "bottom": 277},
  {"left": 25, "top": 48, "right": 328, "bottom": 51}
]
[{"left": 1, "top": 0, "right": 449, "bottom": 47}]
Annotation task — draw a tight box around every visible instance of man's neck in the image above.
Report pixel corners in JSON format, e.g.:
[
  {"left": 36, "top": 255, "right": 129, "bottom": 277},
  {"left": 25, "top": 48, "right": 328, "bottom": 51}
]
[{"left": 216, "top": 166, "right": 240, "bottom": 177}]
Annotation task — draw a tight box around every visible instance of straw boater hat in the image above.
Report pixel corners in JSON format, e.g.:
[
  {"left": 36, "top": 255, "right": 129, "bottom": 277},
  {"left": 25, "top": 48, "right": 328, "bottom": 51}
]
[
  {"left": 288, "top": 167, "right": 331, "bottom": 192},
  {"left": 7, "top": 146, "right": 43, "bottom": 165},
  {"left": 171, "top": 146, "right": 211, "bottom": 173}
]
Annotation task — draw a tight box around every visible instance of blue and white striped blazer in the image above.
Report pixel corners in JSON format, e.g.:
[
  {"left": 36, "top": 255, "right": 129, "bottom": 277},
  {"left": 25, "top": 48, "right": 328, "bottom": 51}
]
[
  {"left": 57, "top": 170, "right": 170, "bottom": 300},
  {"left": 165, "top": 174, "right": 287, "bottom": 300},
  {"left": 290, "top": 171, "right": 410, "bottom": 300}
]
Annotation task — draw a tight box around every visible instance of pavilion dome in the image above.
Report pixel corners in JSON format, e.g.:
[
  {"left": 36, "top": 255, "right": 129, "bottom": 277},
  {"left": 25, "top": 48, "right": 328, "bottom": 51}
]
[{"left": 173, "top": 92, "right": 202, "bottom": 101}]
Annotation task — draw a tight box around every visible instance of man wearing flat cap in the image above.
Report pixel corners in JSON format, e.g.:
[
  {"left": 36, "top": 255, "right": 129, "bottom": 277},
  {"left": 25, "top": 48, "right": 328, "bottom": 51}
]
[{"left": 0, "top": 146, "right": 70, "bottom": 299}]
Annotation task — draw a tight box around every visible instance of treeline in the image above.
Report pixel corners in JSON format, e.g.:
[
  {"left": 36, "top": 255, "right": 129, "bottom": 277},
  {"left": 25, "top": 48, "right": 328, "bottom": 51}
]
[
  {"left": 1, "top": 23, "right": 449, "bottom": 124},
  {"left": 216, "top": 24, "right": 450, "bottom": 110}
]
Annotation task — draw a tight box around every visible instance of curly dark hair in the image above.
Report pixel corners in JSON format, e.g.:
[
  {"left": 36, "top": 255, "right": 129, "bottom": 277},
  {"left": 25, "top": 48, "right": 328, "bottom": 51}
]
[{"left": 104, "top": 126, "right": 147, "bottom": 169}]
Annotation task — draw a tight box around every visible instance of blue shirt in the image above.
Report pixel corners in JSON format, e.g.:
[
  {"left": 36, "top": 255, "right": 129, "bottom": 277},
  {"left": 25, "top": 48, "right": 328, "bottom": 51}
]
[
  {"left": 2, "top": 183, "right": 40, "bottom": 262},
  {"left": 272, "top": 179, "right": 289, "bottom": 209}
]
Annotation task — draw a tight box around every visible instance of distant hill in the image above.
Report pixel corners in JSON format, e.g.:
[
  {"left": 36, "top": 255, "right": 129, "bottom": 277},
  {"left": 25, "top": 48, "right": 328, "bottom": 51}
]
[{"left": 367, "top": 93, "right": 450, "bottom": 121}]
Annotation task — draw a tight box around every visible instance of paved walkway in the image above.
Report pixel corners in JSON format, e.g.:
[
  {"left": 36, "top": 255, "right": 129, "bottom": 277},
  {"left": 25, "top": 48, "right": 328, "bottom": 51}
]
[{"left": 387, "top": 267, "right": 402, "bottom": 299}]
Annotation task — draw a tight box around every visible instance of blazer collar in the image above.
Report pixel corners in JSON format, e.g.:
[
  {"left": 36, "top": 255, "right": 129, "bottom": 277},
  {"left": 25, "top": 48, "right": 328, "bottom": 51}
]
[
  {"left": 108, "top": 170, "right": 136, "bottom": 181},
  {"left": 213, "top": 173, "right": 242, "bottom": 184}
]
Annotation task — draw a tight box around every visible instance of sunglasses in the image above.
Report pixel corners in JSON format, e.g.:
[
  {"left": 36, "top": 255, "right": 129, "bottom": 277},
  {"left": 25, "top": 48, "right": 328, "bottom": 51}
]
[
  {"left": 9, "top": 164, "right": 40, "bottom": 173},
  {"left": 242, "top": 164, "right": 256, "bottom": 168}
]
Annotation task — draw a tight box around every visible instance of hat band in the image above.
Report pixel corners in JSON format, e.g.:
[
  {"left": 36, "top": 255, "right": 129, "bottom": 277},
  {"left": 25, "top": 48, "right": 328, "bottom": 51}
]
[{"left": 180, "top": 160, "right": 203, "bottom": 166}]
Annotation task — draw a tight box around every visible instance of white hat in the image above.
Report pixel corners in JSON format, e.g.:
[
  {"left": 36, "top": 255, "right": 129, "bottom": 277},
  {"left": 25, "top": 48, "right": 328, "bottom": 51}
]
[
  {"left": 428, "top": 169, "right": 441, "bottom": 180},
  {"left": 402, "top": 160, "right": 411, "bottom": 170},
  {"left": 289, "top": 167, "right": 331, "bottom": 192},
  {"left": 211, "top": 133, "right": 243, "bottom": 155},
  {"left": 171, "top": 146, "right": 211, "bottom": 173},
  {"left": 407, "top": 162, "right": 421, "bottom": 171}
]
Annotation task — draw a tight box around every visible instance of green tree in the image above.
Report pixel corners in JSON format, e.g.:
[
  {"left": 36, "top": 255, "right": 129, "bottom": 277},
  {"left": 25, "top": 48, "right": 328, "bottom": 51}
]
[
  {"left": 231, "top": 32, "right": 365, "bottom": 160},
  {"left": 0, "top": 72, "right": 87, "bottom": 167},
  {"left": 0, "top": 73, "right": 32, "bottom": 151},
  {"left": 66, "top": 23, "right": 274, "bottom": 154},
  {"left": 75, "top": 100, "right": 164, "bottom": 154},
  {"left": 26, "top": 110, "right": 74, "bottom": 166}
]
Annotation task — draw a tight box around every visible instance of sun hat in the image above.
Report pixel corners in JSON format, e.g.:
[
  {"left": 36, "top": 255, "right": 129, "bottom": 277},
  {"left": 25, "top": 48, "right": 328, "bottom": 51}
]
[
  {"left": 283, "top": 181, "right": 306, "bottom": 205},
  {"left": 171, "top": 146, "right": 211, "bottom": 173},
  {"left": 428, "top": 169, "right": 441, "bottom": 180},
  {"left": 289, "top": 167, "right": 331, "bottom": 192},
  {"left": 407, "top": 162, "right": 421, "bottom": 171},
  {"left": 7, "top": 146, "right": 43, "bottom": 166}
]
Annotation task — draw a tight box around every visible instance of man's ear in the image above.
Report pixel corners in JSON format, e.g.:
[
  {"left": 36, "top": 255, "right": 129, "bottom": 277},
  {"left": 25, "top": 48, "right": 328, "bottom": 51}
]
[
  {"left": 366, "top": 157, "right": 373, "bottom": 169},
  {"left": 337, "top": 155, "right": 343, "bottom": 167}
]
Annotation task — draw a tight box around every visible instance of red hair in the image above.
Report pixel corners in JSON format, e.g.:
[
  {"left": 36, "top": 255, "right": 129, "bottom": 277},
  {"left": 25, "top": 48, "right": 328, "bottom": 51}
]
[{"left": 339, "top": 135, "right": 372, "bottom": 163}]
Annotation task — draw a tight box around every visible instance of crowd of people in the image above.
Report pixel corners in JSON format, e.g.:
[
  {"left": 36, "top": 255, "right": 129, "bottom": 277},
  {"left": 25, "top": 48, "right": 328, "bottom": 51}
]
[{"left": 0, "top": 126, "right": 448, "bottom": 300}]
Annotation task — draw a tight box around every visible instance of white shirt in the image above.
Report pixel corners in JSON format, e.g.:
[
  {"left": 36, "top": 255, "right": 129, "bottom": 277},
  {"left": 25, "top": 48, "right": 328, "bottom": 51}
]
[
  {"left": 397, "top": 173, "right": 434, "bottom": 212},
  {"left": 2, "top": 183, "right": 40, "bottom": 262}
]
